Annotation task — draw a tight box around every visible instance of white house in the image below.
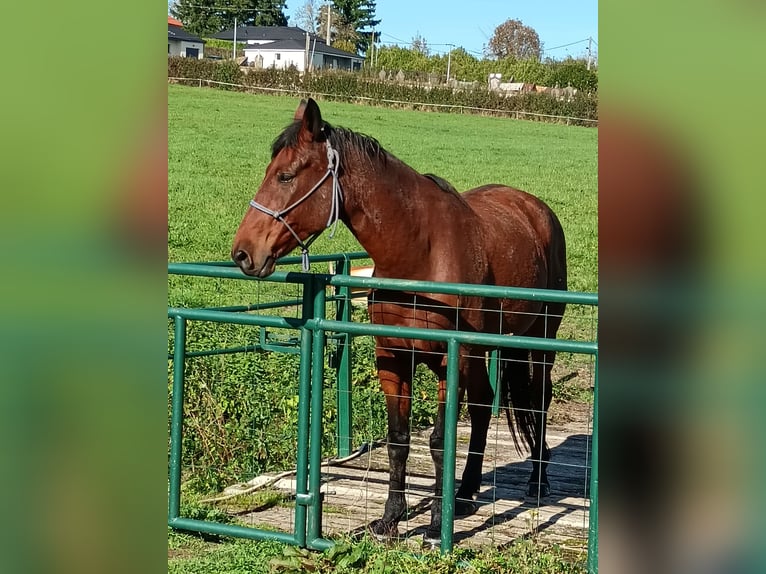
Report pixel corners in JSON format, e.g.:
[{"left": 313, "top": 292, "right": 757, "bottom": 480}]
[
  {"left": 213, "top": 26, "right": 363, "bottom": 72},
  {"left": 168, "top": 17, "right": 205, "bottom": 59}
]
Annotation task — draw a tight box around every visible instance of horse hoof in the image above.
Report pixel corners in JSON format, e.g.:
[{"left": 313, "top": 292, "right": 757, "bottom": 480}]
[
  {"left": 368, "top": 519, "right": 399, "bottom": 541},
  {"left": 455, "top": 498, "right": 477, "bottom": 516},
  {"left": 423, "top": 529, "right": 441, "bottom": 548},
  {"left": 526, "top": 482, "right": 551, "bottom": 499}
]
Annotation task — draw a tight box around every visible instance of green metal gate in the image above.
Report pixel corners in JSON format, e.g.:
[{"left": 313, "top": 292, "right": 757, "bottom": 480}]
[{"left": 168, "top": 254, "right": 598, "bottom": 571}]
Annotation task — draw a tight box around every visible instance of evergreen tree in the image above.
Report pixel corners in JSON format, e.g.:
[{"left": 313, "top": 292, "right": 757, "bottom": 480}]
[
  {"left": 170, "top": 0, "right": 288, "bottom": 36},
  {"left": 330, "top": 0, "right": 381, "bottom": 53}
]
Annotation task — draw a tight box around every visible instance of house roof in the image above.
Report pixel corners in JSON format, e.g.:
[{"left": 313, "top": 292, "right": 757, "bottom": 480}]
[
  {"left": 168, "top": 16, "right": 183, "bottom": 27},
  {"left": 240, "top": 36, "right": 364, "bottom": 60},
  {"left": 213, "top": 26, "right": 317, "bottom": 43},
  {"left": 168, "top": 24, "right": 206, "bottom": 44}
]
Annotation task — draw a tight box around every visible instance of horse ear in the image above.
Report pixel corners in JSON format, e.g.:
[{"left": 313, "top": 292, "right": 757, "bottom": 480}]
[
  {"left": 294, "top": 99, "right": 308, "bottom": 120},
  {"left": 299, "top": 98, "right": 323, "bottom": 141}
]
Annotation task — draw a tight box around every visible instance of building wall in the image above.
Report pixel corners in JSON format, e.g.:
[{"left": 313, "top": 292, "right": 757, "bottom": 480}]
[
  {"left": 243, "top": 47, "right": 363, "bottom": 71},
  {"left": 245, "top": 48, "right": 306, "bottom": 71},
  {"left": 168, "top": 39, "right": 204, "bottom": 59}
]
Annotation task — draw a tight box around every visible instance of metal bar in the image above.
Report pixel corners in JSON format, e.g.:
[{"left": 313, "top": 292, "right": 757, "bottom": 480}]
[
  {"left": 315, "top": 319, "right": 598, "bottom": 355},
  {"left": 203, "top": 298, "right": 304, "bottom": 312},
  {"left": 169, "top": 517, "right": 297, "bottom": 545},
  {"left": 440, "top": 338, "right": 461, "bottom": 552},
  {"left": 328, "top": 275, "right": 598, "bottom": 306},
  {"left": 294, "top": 327, "right": 314, "bottom": 548},
  {"left": 180, "top": 343, "right": 260, "bottom": 359},
  {"left": 587, "top": 354, "right": 599, "bottom": 574},
  {"left": 308, "top": 537, "right": 334, "bottom": 551},
  {"left": 168, "top": 316, "right": 187, "bottom": 522},
  {"left": 168, "top": 262, "right": 597, "bottom": 306},
  {"left": 334, "top": 257, "right": 353, "bottom": 457},
  {"left": 488, "top": 349, "right": 501, "bottom": 416},
  {"left": 169, "top": 252, "right": 368, "bottom": 271},
  {"left": 168, "top": 307, "right": 306, "bottom": 330},
  {"left": 308, "top": 277, "right": 326, "bottom": 542}
]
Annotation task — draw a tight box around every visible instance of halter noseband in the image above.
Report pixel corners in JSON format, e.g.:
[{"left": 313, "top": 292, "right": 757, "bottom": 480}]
[{"left": 248, "top": 140, "right": 343, "bottom": 271}]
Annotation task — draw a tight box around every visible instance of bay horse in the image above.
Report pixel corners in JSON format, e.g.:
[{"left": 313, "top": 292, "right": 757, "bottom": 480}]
[{"left": 231, "top": 98, "right": 567, "bottom": 544}]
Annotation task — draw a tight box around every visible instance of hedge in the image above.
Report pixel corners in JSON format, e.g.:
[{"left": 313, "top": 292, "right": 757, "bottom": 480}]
[{"left": 168, "top": 57, "right": 597, "bottom": 126}]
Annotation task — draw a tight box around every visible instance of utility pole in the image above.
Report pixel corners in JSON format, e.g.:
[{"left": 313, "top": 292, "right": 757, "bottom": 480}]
[
  {"left": 305, "top": 30, "right": 310, "bottom": 71},
  {"left": 586, "top": 36, "right": 592, "bottom": 70},
  {"left": 232, "top": 16, "right": 237, "bottom": 60},
  {"left": 370, "top": 30, "right": 375, "bottom": 69},
  {"left": 446, "top": 44, "right": 454, "bottom": 82},
  {"left": 326, "top": 4, "right": 332, "bottom": 45}
]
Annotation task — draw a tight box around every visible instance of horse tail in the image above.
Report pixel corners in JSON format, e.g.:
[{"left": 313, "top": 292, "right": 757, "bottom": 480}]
[{"left": 499, "top": 347, "right": 536, "bottom": 455}]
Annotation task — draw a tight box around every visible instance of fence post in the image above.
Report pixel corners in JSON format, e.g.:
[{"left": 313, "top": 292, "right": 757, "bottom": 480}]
[
  {"left": 168, "top": 315, "right": 187, "bottom": 523},
  {"left": 488, "top": 348, "right": 501, "bottom": 416},
  {"left": 308, "top": 275, "right": 327, "bottom": 544},
  {"left": 334, "top": 256, "right": 353, "bottom": 457},
  {"left": 293, "top": 295, "right": 315, "bottom": 546},
  {"left": 440, "top": 338, "right": 461, "bottom": 553},
  {"left": 587, "top": 354, "right": 599, "bottom": 573}
]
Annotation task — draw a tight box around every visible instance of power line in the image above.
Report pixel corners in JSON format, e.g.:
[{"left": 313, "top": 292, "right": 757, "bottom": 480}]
[{"left": 543, "top": 38, "right": 590, "bottom": 53}]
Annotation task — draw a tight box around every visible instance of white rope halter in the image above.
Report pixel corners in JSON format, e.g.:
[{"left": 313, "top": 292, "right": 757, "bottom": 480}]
[{"left": 248, "top": 140, "right": 343, "bottom": 271}]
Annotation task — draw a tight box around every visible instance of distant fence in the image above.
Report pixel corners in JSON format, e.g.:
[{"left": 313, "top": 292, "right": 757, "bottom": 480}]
[{"left": 168, "top": 77, "right": 598, "bottom": 126}]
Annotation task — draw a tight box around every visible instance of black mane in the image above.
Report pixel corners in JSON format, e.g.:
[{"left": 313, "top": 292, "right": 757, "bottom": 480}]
[
  {"left": 271, "top": 119, "right": 459, "bottom": 195},
  {"left": 272, "top": 120, "right": 387, "bottom": 163}
]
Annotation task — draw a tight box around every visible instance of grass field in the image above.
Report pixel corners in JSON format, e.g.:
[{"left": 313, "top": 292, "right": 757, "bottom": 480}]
[
  {"left": 168, "top": 84, "right": 597, "bottom": 293},
  {"left": 168, "top": 84, "right": 596, "bottom": 573}
]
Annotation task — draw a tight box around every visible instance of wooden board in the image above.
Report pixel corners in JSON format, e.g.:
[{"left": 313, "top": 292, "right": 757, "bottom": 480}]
[{"left": 229, "top": 404, "right": 592, "bottom": 550}]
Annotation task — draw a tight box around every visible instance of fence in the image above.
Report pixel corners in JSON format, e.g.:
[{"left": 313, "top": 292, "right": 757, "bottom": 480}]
[
  {"left": 167, "top": 77, "right": 598, "bottom": 126},
  {"left": 167, "top": 253, "right": 598, "bottom": 572}
]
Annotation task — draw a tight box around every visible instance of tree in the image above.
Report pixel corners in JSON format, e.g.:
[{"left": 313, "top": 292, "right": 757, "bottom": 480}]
[
  {"left": 487, "top": 18, "right": 542, "bottom": 60},
  {"left": 293, "top": 0, "right": 319, "bottom": 34},
  {"left": 330, "top": 0, "right": 381, "bottom": 54},
  {"left": 316, "top": 3, "right": 346, "bottom": 44},
  {"left": 411, "top": 32, "right": 429, "bottom": 57},
  {"left": 170, "top": 0, "right": 288, "bottom": 37}
]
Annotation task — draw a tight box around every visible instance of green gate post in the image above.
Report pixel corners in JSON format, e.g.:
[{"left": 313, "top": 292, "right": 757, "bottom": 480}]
[
  {"left": 334, "top": 256, "right": 353, "bottom": 457},
  {"left": 308, "top": 275, "right": 327, "bottom": 546},
  {"left": 488, "top": 348, "right": 501, "bottom": 416},
  {"left": 168, "top": 316, "right": 187, "bottom": 523},
  {"left": 587, "top": 354, "right": 599, "bottom": 573},
  {"left": 293, "top": 296, "right": 315, "bottom": 547},
  {"left": 440, "top": 338, "right": 461, "bottom": 553}
]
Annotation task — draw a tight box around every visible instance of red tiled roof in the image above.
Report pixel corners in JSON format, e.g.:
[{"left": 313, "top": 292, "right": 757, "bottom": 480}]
[{"left": 168, "top": 16, "right": 183, "bottom": 27}]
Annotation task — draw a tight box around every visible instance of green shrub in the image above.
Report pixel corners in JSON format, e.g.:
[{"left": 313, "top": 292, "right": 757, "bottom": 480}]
[{"left": 167, "top": 57, "right": 597, "bottom": 125}]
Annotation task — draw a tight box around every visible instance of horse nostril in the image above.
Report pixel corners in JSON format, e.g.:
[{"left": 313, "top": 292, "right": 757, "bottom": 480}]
[{"left": 233, "top": 249, "right": 251, "bottom": 267}]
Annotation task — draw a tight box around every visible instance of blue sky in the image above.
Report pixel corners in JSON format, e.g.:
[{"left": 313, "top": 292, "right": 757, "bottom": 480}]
[{"left": 293, "top": 1, "right": 598, "bottom": 59}]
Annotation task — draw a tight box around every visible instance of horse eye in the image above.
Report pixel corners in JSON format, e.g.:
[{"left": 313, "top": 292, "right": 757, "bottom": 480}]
[{"left": 278, "top": 173, "right": 294, "bottom": 183}]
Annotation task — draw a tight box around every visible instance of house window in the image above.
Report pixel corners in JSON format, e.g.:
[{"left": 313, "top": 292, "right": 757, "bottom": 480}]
[{"left": 276, "top": 53, "right": 281, "bottom": 60}]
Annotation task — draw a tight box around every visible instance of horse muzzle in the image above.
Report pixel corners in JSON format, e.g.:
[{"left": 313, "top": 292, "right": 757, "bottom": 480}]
[{"left": 231, "top": 247, "right": 276, "bottom": 278}]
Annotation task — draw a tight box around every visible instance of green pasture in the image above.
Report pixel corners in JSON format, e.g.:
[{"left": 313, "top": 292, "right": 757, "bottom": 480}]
[
  {"left": 167, "top": 85, "right": 596, "bottom": 572},
  {"left": 168, "top": 84, "right": 597, "bottom": 294}
]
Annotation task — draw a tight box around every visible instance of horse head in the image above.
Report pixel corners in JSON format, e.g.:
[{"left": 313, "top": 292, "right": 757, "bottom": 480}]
[{"left": 231, "top": 98, "right": 342, "bottom": 277}]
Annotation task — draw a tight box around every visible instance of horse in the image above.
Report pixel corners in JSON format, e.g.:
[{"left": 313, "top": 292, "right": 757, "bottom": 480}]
[{"left": 231, "top": 98, "right": 567, "bottom": 545}]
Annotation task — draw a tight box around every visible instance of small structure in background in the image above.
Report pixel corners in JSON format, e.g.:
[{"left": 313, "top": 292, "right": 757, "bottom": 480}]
[
  {"left": 167, "top": 16, "right": 205, "bottom": 59},
  {"left": 487, "top": 73, "right": 537, "bottom": 96},
  {"left": 213, "top": 26, "right": 364, "bottom": 72}
]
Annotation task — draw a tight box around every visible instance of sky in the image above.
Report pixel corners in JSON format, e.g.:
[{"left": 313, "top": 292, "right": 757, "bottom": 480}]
[{"left": 293, "top": 0, "right": 598, "bottom": 60}]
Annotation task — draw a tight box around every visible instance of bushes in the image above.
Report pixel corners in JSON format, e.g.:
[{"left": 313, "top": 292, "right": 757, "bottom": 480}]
[{"left": 168, "top": 56, "right": 597, "bottom": 127}]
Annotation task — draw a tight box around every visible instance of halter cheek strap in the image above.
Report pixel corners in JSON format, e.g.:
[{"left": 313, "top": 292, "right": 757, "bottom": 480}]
[{"left": 249, "top": 140, "right": 343, "bottom": 271}]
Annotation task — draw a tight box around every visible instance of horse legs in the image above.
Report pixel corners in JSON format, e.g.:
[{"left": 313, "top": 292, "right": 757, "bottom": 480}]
[
  {"left": 369, "top": 354, "right": 412, "bottom": 539},
  {"left": 424, "top": 378, "right": 447, "bottom": 545},
  {"left": 527, "top": 347, "right": 555, "bottom": 498},
  {"left": 425, "top": 353, "right": 492, "bottom": 544},
  {"left": 455, "top": 356, "right": 493, "bottom": 514},
  {"left": 525, "top": 302, "right": 564, "bottom": 498}
]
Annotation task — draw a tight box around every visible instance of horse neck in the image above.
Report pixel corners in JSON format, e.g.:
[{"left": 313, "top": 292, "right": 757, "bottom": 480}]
[{"left": 340, "top": 154, "right": 437, "bottom": 276}]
